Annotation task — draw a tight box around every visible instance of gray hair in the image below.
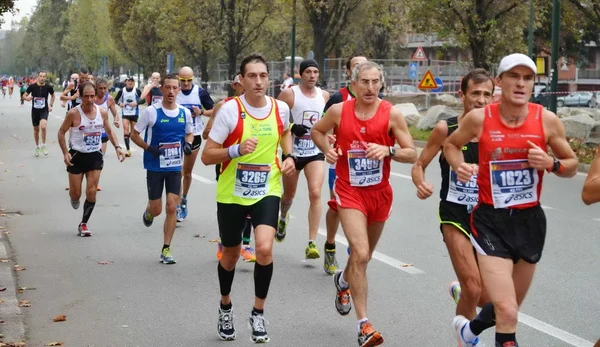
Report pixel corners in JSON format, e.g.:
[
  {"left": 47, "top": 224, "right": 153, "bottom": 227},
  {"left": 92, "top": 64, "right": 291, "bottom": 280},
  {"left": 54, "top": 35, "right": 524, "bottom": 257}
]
[{"left": 351, "top": 61, "right": 385, "bottom": 85}]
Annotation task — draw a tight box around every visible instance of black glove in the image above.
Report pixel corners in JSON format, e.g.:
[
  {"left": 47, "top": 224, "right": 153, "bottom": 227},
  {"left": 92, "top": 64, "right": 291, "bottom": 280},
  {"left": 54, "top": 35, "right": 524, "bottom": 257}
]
[
  {"left": 183, "top": 142, "right": 193, "bottom": 156},
  {"left": 146, "top": 145, "right": 162, "bottom": 157},
  {"left": 291, "top": 123, "right": 310, "bottom": 137}
]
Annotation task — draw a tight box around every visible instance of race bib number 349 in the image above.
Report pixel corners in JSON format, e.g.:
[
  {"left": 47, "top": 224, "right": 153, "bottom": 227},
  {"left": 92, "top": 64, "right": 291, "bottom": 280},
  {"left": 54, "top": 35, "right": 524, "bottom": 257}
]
[
  {"left": 490, "top": 159, "right": 538, "bottom": 208},
  {"left": 234, "top": 163, "right": 270, "bottom": 198},
  {"left": 347, "top": 150, "right": 382, "bottom": 187}
]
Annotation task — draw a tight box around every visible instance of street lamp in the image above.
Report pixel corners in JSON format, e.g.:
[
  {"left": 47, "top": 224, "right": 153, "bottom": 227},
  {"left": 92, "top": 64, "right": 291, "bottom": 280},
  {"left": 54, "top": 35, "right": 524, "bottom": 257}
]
[
  {"left": 290, "top": 0, "right": 296, "bottom": 79},
  {"left": 549, "top": 0, "right": 560, "bottom": 113}
]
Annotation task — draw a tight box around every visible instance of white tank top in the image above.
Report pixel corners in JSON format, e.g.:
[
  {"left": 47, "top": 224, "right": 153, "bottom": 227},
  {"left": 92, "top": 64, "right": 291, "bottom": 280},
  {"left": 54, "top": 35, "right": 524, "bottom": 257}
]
[
  {"left": 120, "top": 88, "right": 138, "bottom": 115},
  {"left": 70, "top": 105, "right": 103, "bottom": 153},
  {"left": 95, "top": 94, "right": 109, "bottom": 135},
  {"left": 176, "top": 84, "right": 203, "bottom": 135},
  {"left": 290, "top": 85, "right": 325, "bottom": 157}
]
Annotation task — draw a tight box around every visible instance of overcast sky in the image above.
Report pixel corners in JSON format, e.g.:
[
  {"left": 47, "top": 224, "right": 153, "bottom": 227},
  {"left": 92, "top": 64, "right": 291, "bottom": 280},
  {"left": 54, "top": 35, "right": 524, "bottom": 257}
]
[{"left": 1, "top": 0, "right": 37, "bottom": 30}]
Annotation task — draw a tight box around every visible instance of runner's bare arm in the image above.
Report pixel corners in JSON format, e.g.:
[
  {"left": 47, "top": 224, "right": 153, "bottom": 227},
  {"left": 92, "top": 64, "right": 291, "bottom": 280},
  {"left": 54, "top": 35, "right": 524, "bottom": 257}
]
[
  {"left": 444, "top": 109, "right": 484, "bottom": 172},
  {"left": 49, "top": 92, "right": 55, "bottom": 108},
  {"left": 202, "top": 100, "right": 225, "bottom": 140},
  {"left": 101, "top": 109, "right": 118, "bottom": 149},
  {"left": 312, "top": 103, "right": 341, "bottom": 153},
  {"left": 107, "top": 95, "right": 120, "bottom": 124},
  {"left": 201, "top": 138, "right": 233, "bottom": 165},
  {"left": 322, "top": 90, "right": 330, "bottom": 103},
  {"left": 411, "top": 120, "right": 448, "bottom": 189},
  {"left": 389, "top": 107, "right": 417, "bottom": 163},
  {"left": 138, "top": 83, "right": 154, "bottom": 102},
  {"left": 277, "top": 89, "right": 295, "bottom": 116},
  {"left": 130, "top": 129, "right": 148, "bottom": 150},
  {"left": 582, "top": 147, "right": 600, "bottom": 205},
  {"left": 57, "top": 110, "right": 75, "bottom": 155},
  {"left": 543, "top": 110, "right": 578, "bottom": 178}
]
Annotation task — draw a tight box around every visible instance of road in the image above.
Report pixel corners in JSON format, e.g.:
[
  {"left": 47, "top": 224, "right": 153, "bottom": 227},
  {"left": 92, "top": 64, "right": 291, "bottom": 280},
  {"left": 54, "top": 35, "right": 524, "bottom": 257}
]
[{"left": 0, "top": 95, "right": 598, "bottom": 347}]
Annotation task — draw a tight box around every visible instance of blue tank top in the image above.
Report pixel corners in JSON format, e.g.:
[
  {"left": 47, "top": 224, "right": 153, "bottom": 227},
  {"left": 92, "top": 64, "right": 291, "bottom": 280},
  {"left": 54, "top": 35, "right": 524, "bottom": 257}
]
[{"left": 143, "top": 106, "right": 187, "bottom": 172}]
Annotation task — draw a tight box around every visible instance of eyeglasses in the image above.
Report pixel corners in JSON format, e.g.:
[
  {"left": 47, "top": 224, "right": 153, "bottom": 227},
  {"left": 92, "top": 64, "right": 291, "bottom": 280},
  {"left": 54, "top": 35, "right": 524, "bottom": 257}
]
[{"left": 178, "top": 78, "right": 193, "bottom": 82}]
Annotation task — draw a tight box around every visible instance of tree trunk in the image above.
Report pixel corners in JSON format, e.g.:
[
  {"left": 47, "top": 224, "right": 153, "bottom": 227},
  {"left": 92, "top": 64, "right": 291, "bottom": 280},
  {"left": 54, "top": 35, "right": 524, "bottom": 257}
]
[
  {"left": 470, "top": 39, "right": 490, "bottom": 71},
  {"left": 312, "top": 21, "right": 327, "bottom": 83},
  {"left": 199, "top": 44, "right": 209, "bottom": 89}
]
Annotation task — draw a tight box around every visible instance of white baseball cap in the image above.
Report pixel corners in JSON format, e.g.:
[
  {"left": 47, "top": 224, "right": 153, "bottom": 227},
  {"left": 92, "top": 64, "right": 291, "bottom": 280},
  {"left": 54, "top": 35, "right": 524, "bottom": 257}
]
[
  {"left": 498, "top": 53, "right": 537, "bottom": 75},
  {"left": 232, "top": 74, "right": 241, "bottom": 85}
]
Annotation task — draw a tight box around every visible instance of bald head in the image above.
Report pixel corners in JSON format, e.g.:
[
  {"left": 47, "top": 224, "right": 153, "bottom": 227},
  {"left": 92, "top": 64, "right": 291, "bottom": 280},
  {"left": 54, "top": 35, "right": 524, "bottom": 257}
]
[
  {"left": 70, "top": 73, "right": 79, "bottom": 81},
  {"left": 178, "top": 66, "right": 194, "bottom": 77},
  {"left": 150, "top": 72, "right": 161, "bottom": 85},
  {"left": 178, "top": 66, "right": 194, "bottom": 91}
]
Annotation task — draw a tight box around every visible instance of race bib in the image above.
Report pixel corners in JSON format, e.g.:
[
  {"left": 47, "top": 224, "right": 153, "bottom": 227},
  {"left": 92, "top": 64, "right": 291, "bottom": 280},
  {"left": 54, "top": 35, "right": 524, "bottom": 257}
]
[
  {"left": 83, "top": 130, "right": 102, "bottom": 152},
  {"left": 490, "top": 159, "right": 538, "bottom": 208},
  {"left": 33, "top": 97, "right": 45, "bottom": 109},
  {"left": 123, "top": 103, "right": 136, "bottom": 115},
  {"left": 151, "top": 95, "right": 163, "bottom": 104},
  {"left": 75, "top": 97, "right": 81, "bottom": 104},
  {"left": 192, "top": 117, "right": 204, "bottom": 135},
  {"left": 447, "top": 171, "right": 478, "bottom": 206},
  {"left": 347, "top": 150, "right": 382, "bottom": 187},
  {"left": 159, "top": 142, "right": 182, "bottom": 168},
  {"left": 234, "top": 163, "right": 270, "bottom": 198},
  {"left": 293, "top": 136, "right": 318, "bottom": 157}
]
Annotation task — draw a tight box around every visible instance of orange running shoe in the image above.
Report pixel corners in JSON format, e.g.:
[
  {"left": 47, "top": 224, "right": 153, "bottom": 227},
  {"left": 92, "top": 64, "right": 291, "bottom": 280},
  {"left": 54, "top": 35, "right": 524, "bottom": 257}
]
[
  {"left": 240, "top": 245, "right": 256, "bottom": 263},
  {"left": 358, "top": 321, "right": 383, "bottom": 347},
  {"left": 216, "top": 238, "right": 223, "bottom": 260}
]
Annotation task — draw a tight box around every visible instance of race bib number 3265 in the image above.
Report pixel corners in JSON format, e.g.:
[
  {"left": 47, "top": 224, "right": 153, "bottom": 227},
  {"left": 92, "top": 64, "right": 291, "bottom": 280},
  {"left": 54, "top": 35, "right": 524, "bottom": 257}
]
[{"left": 234, "top": 163, "right": 271, "bottom": 198}]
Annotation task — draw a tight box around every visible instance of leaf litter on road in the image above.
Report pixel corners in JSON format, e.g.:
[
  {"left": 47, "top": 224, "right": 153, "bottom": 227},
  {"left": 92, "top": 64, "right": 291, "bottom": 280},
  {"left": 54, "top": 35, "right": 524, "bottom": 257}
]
[
  {"left": 53, "top": 315, "right": 66, "bottom": 322},
  {"left": 0, "top": 259, "right": 9, "bottom": 263},
  {"left": 97, "top": 261, "right": 113, "bottom": 265},
  {"left": 18, "top": 300, "right": 30, "bottom": 307},
  {"left": 45, "top": 343, "right": 64, "bottom": 346},
  {"left": 0, "top": 342, "right": 27, "bottom": 347}
]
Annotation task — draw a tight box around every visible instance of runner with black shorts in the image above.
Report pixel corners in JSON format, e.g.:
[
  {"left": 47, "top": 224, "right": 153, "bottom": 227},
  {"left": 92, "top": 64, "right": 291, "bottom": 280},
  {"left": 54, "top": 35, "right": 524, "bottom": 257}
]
[
  {"left": 94, "top": 78, "right": 121, "bottom": 191},
  {"left": 175, "top": 66, "right": 214, "bottom": 222},
  {"left": 57, "top": 82, "right": 127, "bottom": 237},
  {"left": 411, "top": 69, "right": 494, "bottom": 331},
  {"left": 276, "top": 59, "right": 330, "bottom": 262},
  {"left": 116, "top": 76, "right": 145, "bottom": 157},
  {"left": 201, "top": 54, "right": 296, "bottom": 343},
  {"left": 23, "top": 71, "right": 55, "bottom": 157},
  {"left": 444, "top": 54, "right": 578, "bottom": 347},
  {"left": 131, "top": 74, "right": 194, "bottom": 265}
]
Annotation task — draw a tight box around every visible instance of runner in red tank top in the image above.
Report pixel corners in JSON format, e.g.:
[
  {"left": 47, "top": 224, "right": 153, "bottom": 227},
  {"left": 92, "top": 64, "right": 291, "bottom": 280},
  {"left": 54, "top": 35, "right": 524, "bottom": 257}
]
[
  {"left": 312, "top": 61, "right": 416, "bottom": 347},
  {"left": 444, "top": 53, "right": 578, "bottom": 347}
]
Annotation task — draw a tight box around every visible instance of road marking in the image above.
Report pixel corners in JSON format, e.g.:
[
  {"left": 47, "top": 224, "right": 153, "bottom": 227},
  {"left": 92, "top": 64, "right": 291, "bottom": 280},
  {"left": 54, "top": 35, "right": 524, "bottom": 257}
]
[
  {"left": 541, "top": 205, "right": 554, "bottom": 210},
  {"left": 518, "top": 313, "right": 594, "bottom": 347},
  {"left": 317, "top": 228, "right": 425, "bottom": 275},
  {"left": 192, "top": 173, "right": 215, "bottom": 184}
]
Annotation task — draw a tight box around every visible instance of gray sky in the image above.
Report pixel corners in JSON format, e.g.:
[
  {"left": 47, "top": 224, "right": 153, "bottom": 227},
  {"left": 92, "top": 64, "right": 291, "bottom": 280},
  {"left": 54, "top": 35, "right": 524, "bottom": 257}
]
[{"left": 1, "top": 0, "right": 37, "bottom": 30}]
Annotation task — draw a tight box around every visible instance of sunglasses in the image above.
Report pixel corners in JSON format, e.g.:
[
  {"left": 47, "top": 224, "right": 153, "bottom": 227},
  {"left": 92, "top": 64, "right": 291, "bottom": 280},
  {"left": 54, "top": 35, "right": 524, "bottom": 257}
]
[{"left": 178, "top": 78, "right": 193, "bottom": 82}]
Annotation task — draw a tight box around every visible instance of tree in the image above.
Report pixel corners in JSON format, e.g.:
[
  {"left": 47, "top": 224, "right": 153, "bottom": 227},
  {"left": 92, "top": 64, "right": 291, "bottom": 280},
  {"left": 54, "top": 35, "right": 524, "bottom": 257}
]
[
  {"left": 0, "top": 0, "right": 16, "bottom": 27},
  {"left": 358, "top": 0, "right": 407, "bottom": 59},
  {"left": 407, "top": 0, "right": 530, "bottom": 70}
]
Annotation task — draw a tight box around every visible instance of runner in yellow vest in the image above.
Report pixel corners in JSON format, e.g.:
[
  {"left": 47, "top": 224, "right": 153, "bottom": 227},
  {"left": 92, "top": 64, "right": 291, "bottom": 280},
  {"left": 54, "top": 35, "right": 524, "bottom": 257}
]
[{"left": 201, "top": 54, "right": 296, "bottom": 343}]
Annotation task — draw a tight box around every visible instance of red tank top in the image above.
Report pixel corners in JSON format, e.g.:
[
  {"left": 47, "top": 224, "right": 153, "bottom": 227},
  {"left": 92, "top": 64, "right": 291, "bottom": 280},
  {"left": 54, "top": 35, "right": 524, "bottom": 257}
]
[
  {"left": 335, "top": 99, "right": 394, "bottom": 190},
  {"left": 339, "top": 87, "right": 355, "bottom": 101},
  {"left": 478, "top": 103, "right": 546, "bottom": 209}
]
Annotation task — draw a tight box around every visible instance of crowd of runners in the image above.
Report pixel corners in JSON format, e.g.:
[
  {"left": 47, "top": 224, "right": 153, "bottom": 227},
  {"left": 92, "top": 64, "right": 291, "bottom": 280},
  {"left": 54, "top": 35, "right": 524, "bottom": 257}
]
[{"left": 13, "top": 51, "right": 600, "bottom": 347}]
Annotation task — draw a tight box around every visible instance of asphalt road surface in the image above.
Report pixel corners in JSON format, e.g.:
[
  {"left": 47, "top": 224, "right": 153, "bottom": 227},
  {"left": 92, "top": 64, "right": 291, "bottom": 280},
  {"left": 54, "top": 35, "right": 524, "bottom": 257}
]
[{"left": 0, "top": 95, "right": 598, "bottom": 347}]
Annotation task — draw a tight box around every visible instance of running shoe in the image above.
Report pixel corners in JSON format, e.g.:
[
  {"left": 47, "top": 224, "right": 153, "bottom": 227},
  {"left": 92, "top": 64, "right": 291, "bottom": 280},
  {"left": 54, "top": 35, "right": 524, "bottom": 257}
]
[
  {"left": 305, "top": 240, "right": 320, "bottom": 259},
  {"left": 77, "top": 223, "right": 91, "bottom": 237},
  {"left": 34, "top": 147, "right": 40, "bottom": 157},
  {"left": 449, "top": 281, "right": 461, "bottom": 305},
  {"left": 176, "top": 205, "right": 184, "bottom": 222},
  {"left": 70, "top": 199, "right": 80, "bottom": 210},
  {"left": 275, "top": 215, "right": 289, "bottom": 242},
  {"left": 333, "top": 271, "right": 351, "bottom": 315},
  {"left": 216, "top": 238, "right": 223, "bottom": 261},
  {"left": 323, "top": 245, "right": 338, "bottom": 275},
  {"left": 160, "top": 247, "right": 176, "bottom": 264},
  {"left": 249, "top": 312, "right": 269, "bottom": 343},
  {"left": 41, "top": 144, "right": 48, "bottom": 156},
  {"left": 240, "top": 245, "right": 256, "bottom": 263},
  {"left": 357, "top": 321, "right": 383, "bottom": 347},
  {"left": 180, "top": 197, "right": 188, "bottom": 220},
  {"left": 142, "top": 209, "right": 153, "bottom": 227},
  {"left": 452, "top": 315, "right": 482, "bottom": 347},
  {"left": 217, "top": 306, "right": 236, "bottom": 341}
]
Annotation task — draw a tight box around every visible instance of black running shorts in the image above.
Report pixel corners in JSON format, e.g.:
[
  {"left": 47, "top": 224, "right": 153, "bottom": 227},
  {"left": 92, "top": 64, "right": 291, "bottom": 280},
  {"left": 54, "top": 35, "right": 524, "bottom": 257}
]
[
  {"left": 282, "top": 153, "right": 325, "bottom": 171},
  {"left": 31, "top": 110, "right": 49, "bottom": 127},
  {"left": 146, "top": 171, "right": 181, "bottom": 201},
  {"left": 122, "top": 115, "right": 139, "bottom": 123},
  {"left": 66, "top": 150, "right": 104, "bottom": 175},
  {"left": 191, "top": 135, "right": 202, "bottom": 151},
  {"left": 470, "top": 203, "right": 546, "bottom": 264},
  {"left": 439, "top": 200, "right": 472, "bottom": 238},
  {"left": 217, "top": 196, "right": 280, "bottom": 247}
]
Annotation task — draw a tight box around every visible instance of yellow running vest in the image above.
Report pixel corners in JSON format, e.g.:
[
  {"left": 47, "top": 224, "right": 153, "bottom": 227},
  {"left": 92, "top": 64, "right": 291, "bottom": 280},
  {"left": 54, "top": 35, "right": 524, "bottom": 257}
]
[{"left": 216, "top": 97, "right": 284, "bottom": 205}]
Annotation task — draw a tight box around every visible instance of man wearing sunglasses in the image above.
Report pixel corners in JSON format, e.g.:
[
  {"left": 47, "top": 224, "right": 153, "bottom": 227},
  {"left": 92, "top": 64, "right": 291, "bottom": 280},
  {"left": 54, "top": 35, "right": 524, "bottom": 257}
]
[{"left": 175, "top": 66, "right": 214, "bottom": 222}]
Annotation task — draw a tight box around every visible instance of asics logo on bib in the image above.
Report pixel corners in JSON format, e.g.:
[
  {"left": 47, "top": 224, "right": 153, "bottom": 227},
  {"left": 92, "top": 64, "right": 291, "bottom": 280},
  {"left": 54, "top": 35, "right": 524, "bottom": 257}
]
[
  {"left": 504, "top": 192, "right": 533, "bottom": 204},
  {"left": 243, "top": 189, "right": 267, "bottom": 197},
  {"left": 458, "top": 194, "right": 478, "bottom": 203},
  {"left": 359, "top": 176, "right": 382, "bottom": 185}
]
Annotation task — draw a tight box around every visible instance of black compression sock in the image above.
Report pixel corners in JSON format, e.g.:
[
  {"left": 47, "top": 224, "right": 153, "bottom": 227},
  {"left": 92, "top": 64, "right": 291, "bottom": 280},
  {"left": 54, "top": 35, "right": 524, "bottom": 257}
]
[
  {"left": 470, "top": 302, "right": 496, "bottom": 335},
  {"left": 220, "top": 301, "right": 232, "bottom": 311},
  {"left": 252, "top": 307, "right": 264, "bottom": 315},
  {"left": 495, "top": 332, "right": 518, "bottom": 347},
  {"left": 162, "top": 244, "right": 170, "bottom": 250},
  {"left": 81, "top": 200, "right": 95, "bottom": 224},
  {"left": 218, "top": 262, "right": 236, "bottom": 296},
  {"left": 124, "top": 135, "right": 130, "bottom": 150},
  {"left": 254, "top": 262, "right": 273, "bottom": 300},
  {"left": 325, "top": 241, "right": 336, "bottom": 250}
]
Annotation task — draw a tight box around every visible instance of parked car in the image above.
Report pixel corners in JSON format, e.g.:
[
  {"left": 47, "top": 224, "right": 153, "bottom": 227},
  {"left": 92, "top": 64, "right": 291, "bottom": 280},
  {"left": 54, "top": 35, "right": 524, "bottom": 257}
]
[
  {"left": 388, "top": 84, "right": 424, "bottom": 96},
  {"left": 535, "top": 91, "right": 598, "bottom": 108}
]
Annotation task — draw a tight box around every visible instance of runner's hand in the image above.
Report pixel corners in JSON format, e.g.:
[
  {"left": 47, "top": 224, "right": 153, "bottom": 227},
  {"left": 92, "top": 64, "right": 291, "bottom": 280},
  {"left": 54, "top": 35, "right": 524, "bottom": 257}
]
[
  {"left": 114, "top": 120, "right": 120, "bottom": 128},
  {"left": 281, "top": 157, "right": 296, "bottom": 176},
  {"left": 457, "top": 162, "right": 476, "bottom": 184},
  {"left": 191, "top": 106, "right": 202, "bottom": 117},
  {"left": 416, "top": 181, "right": 434, "bottom": 200},
  {"left": 116, "top": 148, "right": 127, "bottom": 162},
  {"left": 290, "top": 123, "right": 310, "bottom": 137},
  {"left": 325, "top": 147, "right": 342, "bottom": 164},
  {"left": 327, "top": 134, "right": 336, "bottom": 145},
  {"left": 61, "top": 102, "right": 66, "bottom": 108},
  {"left": 146, "top": 145, "right": 162, "bottom": 157},
  {"left": 64, "top": 153, "right": 73, "bottom": 166},
  {"left": 240, "top": 137, "right": 258, "bottom": 155},
  {"left": 48, "top": 105, "right": 53, "bottom": 112},
  {"left": 130, "top": 101, "right": 138, "bottom": 107},
  {"left": 527, "top": 140, "right": 552, "bottom": 170},
  {"left": 183, "top": 142, "right": 193, "bottom": 156},
  {"left": 365, "top": 143, "right": 388, "bottom": 160},
  {"left": 72, "top": 91, "right": 79, "bottom": 100}
]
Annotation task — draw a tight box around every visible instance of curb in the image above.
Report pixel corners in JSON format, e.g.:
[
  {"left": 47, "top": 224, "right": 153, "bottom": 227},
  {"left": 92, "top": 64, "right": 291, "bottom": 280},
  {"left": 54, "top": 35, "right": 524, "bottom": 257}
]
[
  {"left": 413, "top": 140, "right": 591, "bottom": 174},
  {"left": 0, "top": 218, "right": 25, "bottom": 343}
]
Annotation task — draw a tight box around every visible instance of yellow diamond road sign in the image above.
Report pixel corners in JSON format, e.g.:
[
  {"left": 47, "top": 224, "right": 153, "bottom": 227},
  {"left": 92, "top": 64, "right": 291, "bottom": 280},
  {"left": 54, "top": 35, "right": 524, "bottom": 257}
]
[{"left": 418, "top": 70, "right": 438, "bottom": 89}]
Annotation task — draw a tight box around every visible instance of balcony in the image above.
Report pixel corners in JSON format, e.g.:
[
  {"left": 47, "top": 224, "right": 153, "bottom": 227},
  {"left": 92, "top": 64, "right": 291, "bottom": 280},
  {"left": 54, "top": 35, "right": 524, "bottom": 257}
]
[
  {"left": 578, "top": 69, "right": 600, "bottom": 80},
  {"left": 405, "top": 34, "right": 452, "bottom": 48}
]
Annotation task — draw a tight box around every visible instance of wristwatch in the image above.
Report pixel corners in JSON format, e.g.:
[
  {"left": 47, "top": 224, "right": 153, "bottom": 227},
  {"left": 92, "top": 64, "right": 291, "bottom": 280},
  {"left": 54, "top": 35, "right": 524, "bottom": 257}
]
[
  {"left": 283, "top": 153, "right": 297, "bottom": 163},
  {"left": 388, "top": 146, "right": 396, "bottom": 157},
  {"left": 548, "top": 157, "right": 561, "bottom": 173}
]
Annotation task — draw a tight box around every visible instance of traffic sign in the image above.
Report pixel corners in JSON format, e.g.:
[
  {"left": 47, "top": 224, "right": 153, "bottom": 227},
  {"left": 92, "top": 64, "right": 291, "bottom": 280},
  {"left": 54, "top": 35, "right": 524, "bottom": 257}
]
[
  {"left": 432, "top": 77, "right": 443, "bottom": 93},
  {"left": 409, "top": 62, "right": 418, "bottom": 80},
  {"left": 412, "top": 47, "right": 427, "bottom": 61},
  {"left": 418, "top": 70, "right": 438, "bottom": 89}
]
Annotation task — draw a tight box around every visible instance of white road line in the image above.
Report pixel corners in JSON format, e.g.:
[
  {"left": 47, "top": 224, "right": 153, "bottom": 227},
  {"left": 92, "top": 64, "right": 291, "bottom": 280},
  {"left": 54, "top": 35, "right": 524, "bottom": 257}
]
[
  {"left": 518, "top": 313, "right": 594, "bottom": 347},
  {"left": 192, "top": 173, "right": 215, "bottom": 184},
  {"left": 317, "top": 228, "right": 425, "bottom": 275}
]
